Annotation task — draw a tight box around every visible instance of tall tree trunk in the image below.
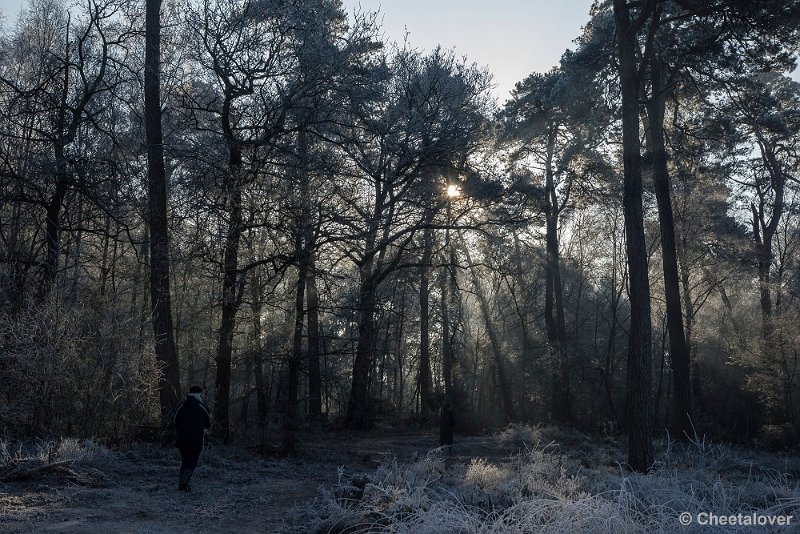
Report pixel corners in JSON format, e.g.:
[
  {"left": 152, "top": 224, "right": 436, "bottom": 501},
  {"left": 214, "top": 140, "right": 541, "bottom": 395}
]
[
  {"left": 613, "top": 0, "right": 654, "bottom": 473},
  {"left": 393, "top": 289, "right": 407, "bottom": 415},
  {"left": 42, "top": 172, "right": 68, "bottom": 295},
  {"left": 543, "top": 128, "right": 572, "bottom": 424},
  {"left": 346, "top": 266, "right": 377, "bottom": 428},
  {"left": 145, "top": 0, "right": 181, "bottom": 424},
  {"left": 285, "top": 142, "right": 311, "bottom": 452},
  {"left": 604, "top": 241, "right": 624, "bottom": 426},
  {"left": 298, "top": 124, "right": 322, "bottom": 419},
  {"left": 306, "top": 249, "right": 322, "bottom": 417},
  {"left": 418, "top": 218, "right": 434, "bottom": 415},
  {"left": 345, "top": 199, "right": 381, "bottom": 429},
  {"left": 752, "top": 139, "right": 786, "bottom": 330},
  {"left": 441, "top": 203, "right": 459, "bottom": 401},
  {"left": 285, "top": 244, "right": 307, "bottom": 454},
  {"left": 750, "top": 140, "right": 785, "bottom": 422},
  {"left": 214, "top": 137, "right": 243, "bottom": 442},
  {"left": 646, "top": 56, "right": 693, "bottom": 441},
  {"left": 250, "top": 278, "right": 268, "bottom": 426},
  {"left": 441, "top": 240, "right": 455, "bottom": 400},
  {"left": 680, "top": 247, "right": 702, "bottom": 402},
  {"left": 285, "top": 118, "right": 313, "bottom": 447},
  {"left": 509, "top": 231, "right": 534, "bottom": 416}
]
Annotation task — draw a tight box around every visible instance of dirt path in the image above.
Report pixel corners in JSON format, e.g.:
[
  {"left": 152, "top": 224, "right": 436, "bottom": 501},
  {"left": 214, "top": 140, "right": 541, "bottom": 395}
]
[
  {"left": 0, "top": 442, "right": 339, "bottom": 533},
  {"left": 0, "top": 431, "right": 462, "bottom": 533}
]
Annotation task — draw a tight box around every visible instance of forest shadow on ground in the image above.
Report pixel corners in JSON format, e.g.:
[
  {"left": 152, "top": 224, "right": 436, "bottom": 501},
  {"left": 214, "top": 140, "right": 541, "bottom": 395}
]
[{"left": 2, "top": 425, "right": 799, "bottom": 533}]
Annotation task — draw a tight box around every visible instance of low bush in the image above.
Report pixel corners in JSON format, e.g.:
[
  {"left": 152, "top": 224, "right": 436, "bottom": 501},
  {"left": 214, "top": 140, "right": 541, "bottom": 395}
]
[{"left": 0, "top": 298, "right": 161, "bottom": 441}]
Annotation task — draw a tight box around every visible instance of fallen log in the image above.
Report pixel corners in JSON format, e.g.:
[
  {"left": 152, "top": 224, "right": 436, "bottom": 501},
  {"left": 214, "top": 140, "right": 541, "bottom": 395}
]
[{"left": 1, "top": 460, "right": 74, "bottom": 483}]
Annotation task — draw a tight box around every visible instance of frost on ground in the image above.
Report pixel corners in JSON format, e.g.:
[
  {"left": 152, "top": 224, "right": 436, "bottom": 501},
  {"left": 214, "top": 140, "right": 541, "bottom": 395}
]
[
  {"left": 1, "top": 427, "right": 798, "bottom": 533},
  {"left": 295, "top": 425, "right": 800, "bottom": 534},
  {"left": 0, "top": 437, "right": 332, "bottom": 533}
]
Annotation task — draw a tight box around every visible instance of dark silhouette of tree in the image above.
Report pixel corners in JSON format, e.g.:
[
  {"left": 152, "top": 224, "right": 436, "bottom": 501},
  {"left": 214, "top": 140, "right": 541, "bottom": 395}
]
[
  {"left": 644, "top": 52, "right": 693, "bottom": 441},
  {"left": 611, "top": 0, "right": 655, "bottom": 473},
  {"left": 183, "top": 0, "right": 302, "bottom": 441},
  {"left": 145, "top": 0, "right": 182, "bottom": 423}
]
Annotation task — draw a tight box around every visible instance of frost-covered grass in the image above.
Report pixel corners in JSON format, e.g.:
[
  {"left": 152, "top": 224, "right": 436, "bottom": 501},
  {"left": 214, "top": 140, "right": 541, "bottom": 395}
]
[
  {"left": 296, "top": 425, "right": 800, "bottom": 533},
  {"left": 49, "top": 438, "right": 113, "bottom": 466},
  {"left": 0, "top": 437, "right": 113, "bottom": 468},
  {"left": 0, "top": 437, "right": 120, "bottom": 491}
]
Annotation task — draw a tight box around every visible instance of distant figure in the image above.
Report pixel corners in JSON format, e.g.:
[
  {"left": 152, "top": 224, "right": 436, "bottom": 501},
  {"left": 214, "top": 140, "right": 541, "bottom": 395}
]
[
  {"left": 174, "top": 385, "right": 211, "bottom": 492},
  {"left": 439, "top": 402, "right": 455, "bottom": 455}
]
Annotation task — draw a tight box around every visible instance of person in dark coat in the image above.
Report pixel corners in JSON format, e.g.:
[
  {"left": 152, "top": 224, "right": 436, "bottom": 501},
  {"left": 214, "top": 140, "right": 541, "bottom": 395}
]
[
  {"left": 174, "top": 385, "right": 211, "bottom": 492},
  {"left": 439, "top": 402, "right": 455, "bottom": 455}
]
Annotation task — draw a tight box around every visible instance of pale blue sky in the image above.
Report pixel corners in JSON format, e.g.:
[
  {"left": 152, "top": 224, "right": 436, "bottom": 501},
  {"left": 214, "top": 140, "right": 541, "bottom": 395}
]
[
  {"left": 0, "top": 0, "right": 19, "bottom": 24},
  {"left": 0, "top": 0, "right": 20, "bottom": 23},
  {"left": 343, "top": 0, "right": 594, "bottom": 100}
]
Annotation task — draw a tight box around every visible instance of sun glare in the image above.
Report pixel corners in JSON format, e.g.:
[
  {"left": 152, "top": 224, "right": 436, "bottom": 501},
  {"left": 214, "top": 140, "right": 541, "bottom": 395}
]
[{"left": 446, "top": 184, "right": 461, "bottom": 198}]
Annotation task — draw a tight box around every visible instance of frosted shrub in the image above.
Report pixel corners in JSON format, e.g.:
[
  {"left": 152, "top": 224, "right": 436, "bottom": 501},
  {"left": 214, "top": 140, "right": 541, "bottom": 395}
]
[
  {"left": 50, "top": 438, "right": 112, "bottom": 467},
  {"left": 0, "top": 299, "right": 161, "bottom": 440},
  {"left": 297, "top": 435, "right": 800, "bottom": 533},
  {"left": 498, "top": 424, "right": 543, "bottom": 449},
  {"left": 464, "top": 458, "right": 506, "bottom": 488},
  {"left": 3, "top": 438, "right": 113, "bottom": 466},
  {"left": 0, "top": 439, "right": 28, "bottom": 465}
]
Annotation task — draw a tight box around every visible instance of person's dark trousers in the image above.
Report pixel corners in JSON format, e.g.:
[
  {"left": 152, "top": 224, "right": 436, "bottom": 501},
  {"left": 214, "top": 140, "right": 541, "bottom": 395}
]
[
  {"left": 179, "top": 445, "right": 202, "bottom": 473},
  {"left": 178, "top": 445, "right": 201, "bottom": 492}
]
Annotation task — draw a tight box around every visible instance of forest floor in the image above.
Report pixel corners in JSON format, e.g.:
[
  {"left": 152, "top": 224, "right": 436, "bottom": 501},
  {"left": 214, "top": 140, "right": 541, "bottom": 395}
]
[
  {"left": 0, "top": 428, "right": 473, "bottom": 533},
  {"left": 1, "top": 426, "right": 799, "bottom": 533}
]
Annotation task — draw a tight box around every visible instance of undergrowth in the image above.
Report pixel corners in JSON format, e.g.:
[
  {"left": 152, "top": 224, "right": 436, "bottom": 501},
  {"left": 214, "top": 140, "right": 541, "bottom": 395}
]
[{"left": 295, "top": 425, "right": 800, "bottom": 533}]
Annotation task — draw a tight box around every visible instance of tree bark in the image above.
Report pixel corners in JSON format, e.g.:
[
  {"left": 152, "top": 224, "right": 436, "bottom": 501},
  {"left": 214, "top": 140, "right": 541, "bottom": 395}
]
[
  {"left": 39, "top": 20, "right": 72, "bottom": 298},
  {"left": 441, "top": 237, "right": 455, "bottom": 400},
  {"left": 145, "top": 0, "right": 181, "bottom": 424},
  {"left": 750, "top": 139, "right": 785, "bottom": 422},
  {"left": 306, "top": 249, "right": 322, "bottom": 417},
  {"left": 613, "top": 0, "right": 654, "bottom": 473},
  {"left": 346, "top": 267, "right": 377, "bottom": 428},
  {"left": 284, "top": 120, "right": 313, "bottom": 447},
  {"left": 285, "top": 241, "right": 307, "bottom": 454},
  {"left": 345, "top": 198, "right": 383, "bottom": 428},
  {"left": 299, "top": 124, "right": 322, "bottom": 419},
  {"left": 646, "top": 56, "right": 693, "bottom": 441},
  {"left": 42, "top": 172, "right": 68, "bottom": 294},
  {"left": 750, "top": 141, "right": 785, "bottom": 339}
]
